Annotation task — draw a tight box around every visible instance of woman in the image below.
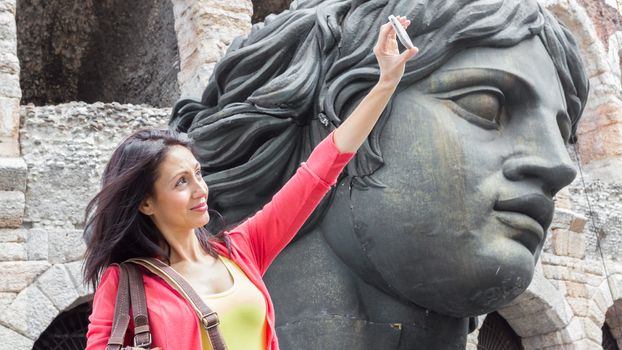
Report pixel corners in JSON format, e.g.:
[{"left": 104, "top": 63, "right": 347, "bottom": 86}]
[{"left": 83, "top": 17, "right": 418, "bottom": 350}]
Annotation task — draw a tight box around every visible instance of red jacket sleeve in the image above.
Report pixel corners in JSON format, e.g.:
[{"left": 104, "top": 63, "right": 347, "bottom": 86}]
[
  {"left": 85, "top": 266, "right": 124, "bottom": 350},
  {"left": 228, "top": 131, "right": 354, "bottom": 274}
]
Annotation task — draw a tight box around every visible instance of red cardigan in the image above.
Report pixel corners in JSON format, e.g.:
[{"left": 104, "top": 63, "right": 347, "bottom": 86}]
[{"left": 85, "top": 132, "right": 354, "bottom": 350}]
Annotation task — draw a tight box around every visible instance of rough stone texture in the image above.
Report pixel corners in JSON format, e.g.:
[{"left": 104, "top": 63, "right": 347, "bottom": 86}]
[
  {"left": 35, "top": 264, "right": 79, "bottom": 311},
  {"left": 0, "top": 156, "right": 26, "bottom": 191},
  {"left": 16, "top": 0, "right": 180, "bottom": 108},
  {"left": 567, "top": 179, "right": 622, "bottom": 260},
  {"left": 64, "top": 260, "right": 93, "bottom": 297},
  {"left": 76, "top": 0, "right": 181, "bottom": 107},
  {"left": 0, "top": 284, "right": 58, "bottom": 339},
  {"left": 19, "top": 102, "right": 169, "bottom": 228},
  {"left": 0, "top": 242, "right": 25, "bottom": 260},
  {"left": 0, "top": 190, "right": 23, "bottom": 228},
  {"left": 0, "top": 0, "right": 21, "bottom": 157},
  {"left": 0, "top": 325, "right": 33, "bottom": 350},
  {"left": 0, "top": 291, "right": 16, "bottom": 313},
  {"left": 26, "top": 228, "right": 47, "bottom": 260},
  {"left": 47, "top": 229, "right": 84, "bottom": 263},
  {"left": 171, "top": 0, "right": 253, "bottom": 99},
  {"left": 0, "top": 228, "right": 25, "bottom": 242},
  {"left": 0, "top": 260, "right": 48, "bottom": 292}
]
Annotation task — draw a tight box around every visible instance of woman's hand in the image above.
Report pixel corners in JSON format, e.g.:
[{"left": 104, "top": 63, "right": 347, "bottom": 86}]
[
  {"left": 333, "top": 16, "right": 419, "bottom": 153},
  {"left": 374, "top": 16, "right": 418, "bottom": 86}
]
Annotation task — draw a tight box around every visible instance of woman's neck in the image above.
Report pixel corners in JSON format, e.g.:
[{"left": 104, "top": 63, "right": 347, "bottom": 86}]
[{"left": 159, "top": 228, "right": 206, "bottom": 264}]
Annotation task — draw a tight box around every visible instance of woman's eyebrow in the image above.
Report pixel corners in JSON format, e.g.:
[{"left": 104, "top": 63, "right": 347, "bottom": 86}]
[{"left": 168, "top": 162, "right": 201, "bottom": 182}]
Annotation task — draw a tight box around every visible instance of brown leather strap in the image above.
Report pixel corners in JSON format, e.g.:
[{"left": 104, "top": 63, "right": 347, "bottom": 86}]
[
  {"left": 126, "top": 264, "right": 152, "bottom": 348},
  {"left": 106, "top": 264, "right": 131, "bottom": 350},
  {"left": 127, "top": 258, "right": 228, "bottom": 350}
]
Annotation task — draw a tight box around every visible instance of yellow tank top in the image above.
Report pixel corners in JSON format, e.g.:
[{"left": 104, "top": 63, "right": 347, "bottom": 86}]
[{"left": 201, "top": 256, "right": 267, "bottom": 350}]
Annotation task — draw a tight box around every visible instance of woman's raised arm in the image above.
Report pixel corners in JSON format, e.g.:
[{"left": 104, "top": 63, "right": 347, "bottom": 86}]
[{"left": 333, "top": 17, "right": 418, "bottom": 153}]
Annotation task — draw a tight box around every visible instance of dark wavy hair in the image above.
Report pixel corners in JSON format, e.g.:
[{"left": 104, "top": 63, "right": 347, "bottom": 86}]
[
  {"left": 82, "top": 129, "right": 228, "bottom": 288},
  {"left": 170, "top": 0, "right": 589, "bottom": 232}
]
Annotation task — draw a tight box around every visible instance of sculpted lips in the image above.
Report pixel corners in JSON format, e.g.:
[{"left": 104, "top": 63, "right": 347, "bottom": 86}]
[{"left": 493, "top": 193, "right": 554, "bottom": 253}]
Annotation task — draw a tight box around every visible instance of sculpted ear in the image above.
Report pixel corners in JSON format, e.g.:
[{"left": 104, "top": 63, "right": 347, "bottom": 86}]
[{"left": 139, "top": 197, "right": 154, "bottom": 216}]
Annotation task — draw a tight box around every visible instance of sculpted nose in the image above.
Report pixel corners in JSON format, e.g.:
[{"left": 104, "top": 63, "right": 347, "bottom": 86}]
[{"left": 502, "top": 153, "right": 577, "bottom": 197}]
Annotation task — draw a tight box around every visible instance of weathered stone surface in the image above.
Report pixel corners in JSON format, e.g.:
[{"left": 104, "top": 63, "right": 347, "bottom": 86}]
[
  {"left": 47, "top": 229, "right": 84, "bottom": 263},
  {"left": 0, "top": 1, "right": 19, "bottom": 135},
  {"left": 19, "top": 102, "right": 169, "bottom": 228},
  {"left": 35, "top": 264, "right": 79, "bottom": 311},
  {"left": 0, "top": 325, "right": 33, "bottom": 350},
  {"left": 552, "top": 230, "right": 586, "bottom": 259},
  {"left": 0, "top": 190, "right": 23, "bottom": 228},
  {"left": 0, "top": 228, "right": 25, "bottom": 242},
  {"left": 25, "top": 229, "right": 47, "bottom": 260},
  {"left": 0, "top": 242, "right": 25, "bottom": 261},
  {"left": 0, "top": 261, "right": 49, "bottom": 292},
  {"left": 64, "top": 260, "right": 93, "bottom": 297},
  {"left": 0, "top": 157, "right": 26, "bottom": 192},
  {"left": 0, "top": 291, "right": 16, "bottom": 313},
  {"left": 0, "top": 285, "right": 58, "bottom": 339},
  {"left": 172, "top": 0, "right": 252, "bottom": 98},
  {"left": 567, "top": 180, "right": 622, "bottom": 259},
  {"left": 16, "top": 0, "right": 180, "bottom": 108}
]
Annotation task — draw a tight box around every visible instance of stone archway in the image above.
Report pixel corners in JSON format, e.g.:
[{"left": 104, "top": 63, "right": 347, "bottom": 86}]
[
  {"left": 496, "top": 261, "right": 575, "bottom": 349},
  {"left": 0, "top": 261, "right": 93, "bottom": 349},
  {"left": 600, "top": 273, "right": 622, "bottom": 349}
]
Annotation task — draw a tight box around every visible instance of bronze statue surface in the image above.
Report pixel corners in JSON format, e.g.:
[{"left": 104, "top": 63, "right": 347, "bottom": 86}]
[{"left": 171, "top": 0, "right": 589, "bottom": 348}]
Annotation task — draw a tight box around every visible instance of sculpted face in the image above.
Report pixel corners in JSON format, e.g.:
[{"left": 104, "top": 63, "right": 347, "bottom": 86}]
[{"left": 322, "top": 37, "right": 577, "bottom": 317}]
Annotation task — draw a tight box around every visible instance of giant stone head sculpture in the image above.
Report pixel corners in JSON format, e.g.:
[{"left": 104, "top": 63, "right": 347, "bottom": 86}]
[{"left": 171, "top": 0, "right": 589, "bottom": 348}]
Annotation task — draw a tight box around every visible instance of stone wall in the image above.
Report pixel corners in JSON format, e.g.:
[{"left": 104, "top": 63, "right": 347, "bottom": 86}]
[
  {"left": 0, "top": 0, "right": 621, "bottom": 349},
  {"left": 0, "top": 102, "right": 169, "bottom": 348}
]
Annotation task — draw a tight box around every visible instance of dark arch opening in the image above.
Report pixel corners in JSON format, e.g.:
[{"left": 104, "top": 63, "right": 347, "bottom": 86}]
[
  {"left": 16, "top": 0, "right": 180, "bottom": 107},
  {"left": 477, "top": 312, "right": 524, "bottom": 350},
  {"left": 603, "top": 322, "right": 620, "bottom": 350},
  {"left": 32, "top": 302, "right": 92, "bottom": 350},
  {"left": 252, "top": 0, "right": 292, "bottom": 23}
]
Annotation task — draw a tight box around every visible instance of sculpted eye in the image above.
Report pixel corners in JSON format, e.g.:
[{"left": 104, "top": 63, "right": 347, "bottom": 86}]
[{"left": 436, "top": 86, "right": 505, "bottom": 129}]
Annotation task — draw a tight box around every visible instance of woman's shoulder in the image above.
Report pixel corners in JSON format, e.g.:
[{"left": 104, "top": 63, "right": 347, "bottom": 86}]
[{"left": 95, "top": 264, "right": 121, "bottom": 291}]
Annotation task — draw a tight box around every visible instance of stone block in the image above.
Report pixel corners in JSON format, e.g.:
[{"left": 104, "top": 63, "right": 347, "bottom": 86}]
[
  {"left": 564, "top": 317, "right": 586, "bottom": 343},
  {"left": 569, "top": 214, "right": 587, "bottom": 233},
  {"left": 567, "top": 297, "right": 588, "bottom": 316},
  {"left": 0, "top": 325, "right": 33, "bottom": 349},
  {"left": 551, "top": 230, "right": 585, "bottom": 259},
  {"left": 565, "top": 281, "right": 590, "bottom": 298},
  {"left": 47, "top": 229, "right": 85, "bottom": 263},
  {"left": 569, "top": 338, "right": 602, "bottom": 350},
  {"left": 26, "top": 229, "right": 47, "bottom": 260},
  {"left": 64, "top": 260, "right": 93, "bottom": 297},
  {"left": 583, "top": 319, "right": 603, "bottom": 344},
  {"left": 0, "top": 291, "right": 16, "bottom": 313},
  {"left": 0, "top": 242, "right": 25, "bottom": 261},
  {"left": 0, "top": 261, "right": 49, "bottom": 292},
  {"left": 0, "top": 228, "right": 26, "bottom": 242},
  {"left": 0, "top": 285, "right": 58, "bottom": 339},
  {"left": 36, "top": 264, "right": 79, "bottom": 311},
  {"left": 586, "top": 299, "right": 606, "bottom": 325},
  {"left": 0, "top": 190, "right": 23, "bottom": 228},
  {"left": 0, "top": 157, "right": 26, "bottom": 191},
  {"left": 593, "top": 286, "right": 614, "bottom": 314}
]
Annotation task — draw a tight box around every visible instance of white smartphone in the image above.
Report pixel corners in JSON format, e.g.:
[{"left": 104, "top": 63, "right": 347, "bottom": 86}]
[{"left": 388, "top": 15, "right": 415, "bottom": 50}]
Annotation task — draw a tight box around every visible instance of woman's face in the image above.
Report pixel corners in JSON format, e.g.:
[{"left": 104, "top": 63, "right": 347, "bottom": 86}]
[
  {"left": 323, "top": 36, "right": 577, "bottom": 317},
  {"left": 140, "top": 145, "right": 210, "bottom": 235}
]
